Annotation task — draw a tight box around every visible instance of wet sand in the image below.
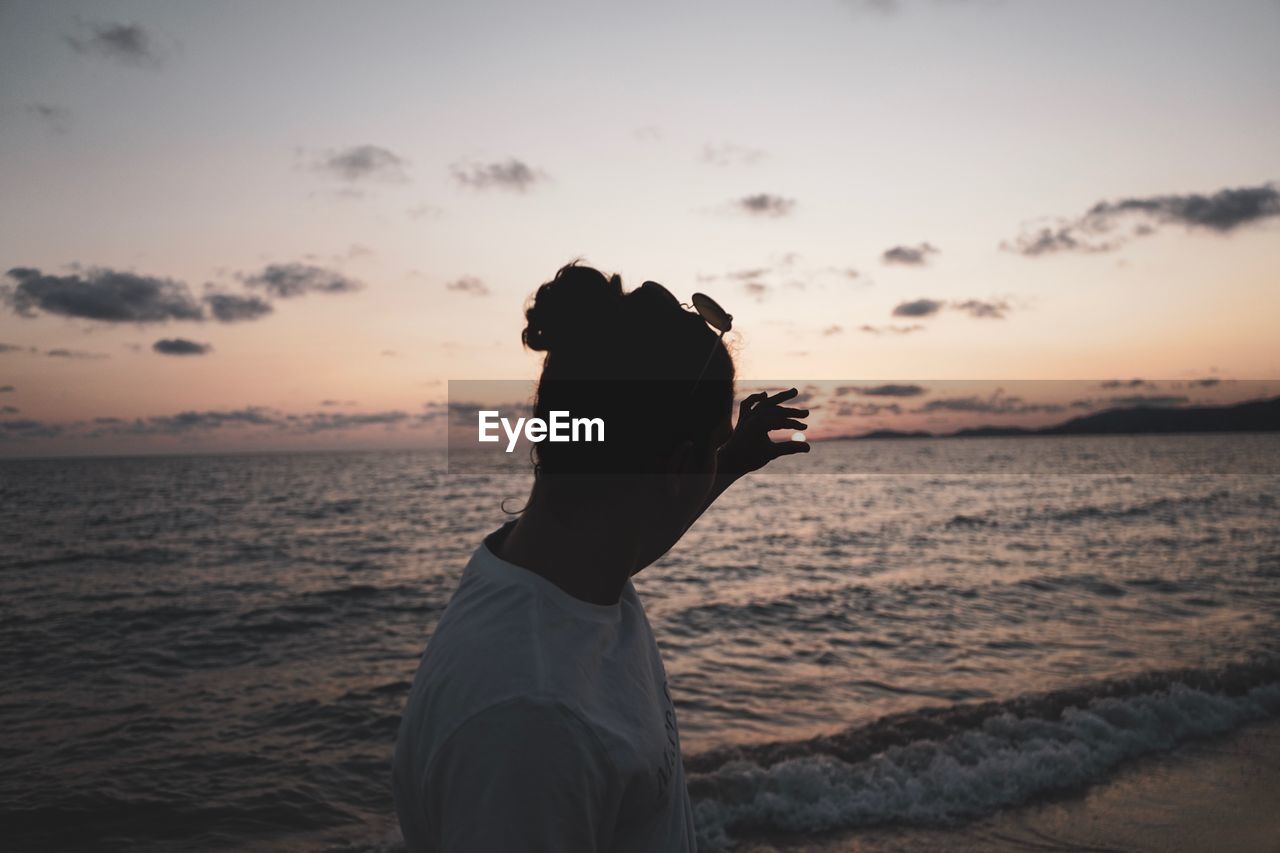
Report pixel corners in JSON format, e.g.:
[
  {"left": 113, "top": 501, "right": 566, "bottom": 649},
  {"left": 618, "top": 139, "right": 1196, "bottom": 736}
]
[{"left": 743, "top": 717, "right": 1280, "bottom": 852}]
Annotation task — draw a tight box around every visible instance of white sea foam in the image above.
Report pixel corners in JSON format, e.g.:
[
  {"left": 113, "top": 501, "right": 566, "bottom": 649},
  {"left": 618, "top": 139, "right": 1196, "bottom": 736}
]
[{"left": 691, "top": 681, "right": 1280, "bottom": 850}]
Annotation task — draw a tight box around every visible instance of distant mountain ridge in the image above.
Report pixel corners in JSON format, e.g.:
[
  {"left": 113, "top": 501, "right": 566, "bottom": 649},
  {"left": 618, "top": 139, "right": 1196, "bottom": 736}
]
[{"left": 831, "top": 395, "right": 1280, "bottom": 441}]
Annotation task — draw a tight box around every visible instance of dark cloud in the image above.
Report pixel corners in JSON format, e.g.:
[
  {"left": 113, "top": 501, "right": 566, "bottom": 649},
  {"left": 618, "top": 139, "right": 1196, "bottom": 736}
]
[
  {"left": 26, "top": 103, "right": 70, "bottom": 133},
  {"left": 451, "top": 158, "right": 546, "bottom": 192},
  {"left": 0, "top": 385, "right": 13, "bottom": 392},
  {"left": 916, "top": 394, "right": 1065, "bottom": 416},
  {"left": 315, "top": 145, "right": 409, "bottom": 182},
  {"left": 736, "top": 193, "right": 795, "bottom": 217},
  {"left": 319, "top": 399, "right": 358, "bottom": 407},
  {"left": 951, "top": 299, "right": 1010, "bottom": 319},
  {"left": 1088, "top": 184, "right": 1280, "bottom": 232},
  {"left": 1002, "top": 225, "right": 1116, "bottom": 257},
  {"left": 2, "top": 267, "right": 204, "bottom": 322},
  {"left": 205, "top": 292, "right": 273, "bottom": 322},
  {"left": 293, "top": 411, "right": 411, "bottom": 432},
  {"left": 2, "top": 343, "right": 111, "bottom": 359},
  {"left": 446, "top": 276, "right": 490, "bottom": 296},
  {"left": 1004, "top": 182, "right": 1280, "bottom": 256},
  {"left": 882, "top": 242, "right": 938, "bottom": 266},
  {"left": 66, "top": 21, "right": 165, "bottom": 67},
  {"left": 701, "top": 143, "right": 766, "bottom": 166},
  {"left": 837, "top": 384, "right": 927, "bottom": 398},
  {"left": 153, "top": 338, "right": 212, "bottom": 356},
  {"left": 859, "top": 323, "right": 924, "bottom": 335},
  {"left": 892, "top": 298, "right": 944, "bottom": 318},
  {"left": 743, "top": 281, "right": 768, "bottom": 300},
  {"left": 1100, "top": 379, "right": 1156, "bottom": 389},
  {"left": 240, "top": 263, "right": 363, "bottom": 298},
  {"left": 835, "top": 402, "right": 903, "bottom": 417},
  {"left": 1, "top": 406, "right": 17, "bottom": 414},
  {"left": 0, "top": 418, "right": 63, "bottom": 438}
]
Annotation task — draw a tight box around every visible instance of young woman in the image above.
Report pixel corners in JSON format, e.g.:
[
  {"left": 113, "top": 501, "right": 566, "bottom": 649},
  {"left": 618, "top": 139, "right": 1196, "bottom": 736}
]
[{"left": 392, "top": 260, "right": 809, "bottom": 852}]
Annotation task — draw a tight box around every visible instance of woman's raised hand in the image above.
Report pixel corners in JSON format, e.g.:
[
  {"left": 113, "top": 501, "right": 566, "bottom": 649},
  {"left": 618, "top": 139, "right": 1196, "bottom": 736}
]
[{"left": 717, "top": 387, "right": 810, "bottom": 478}]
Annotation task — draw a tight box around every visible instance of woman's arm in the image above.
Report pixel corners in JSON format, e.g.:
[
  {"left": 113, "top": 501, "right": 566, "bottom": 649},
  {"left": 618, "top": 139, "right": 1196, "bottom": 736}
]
[{"left": 631, "top": 388, "right": 809, "bottom": 573}]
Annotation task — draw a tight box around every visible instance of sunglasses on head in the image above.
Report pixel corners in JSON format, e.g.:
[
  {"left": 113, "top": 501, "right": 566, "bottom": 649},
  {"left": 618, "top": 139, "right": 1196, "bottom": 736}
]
[{"left": 690, "top": 292, "right": 732, "bottom": 392}]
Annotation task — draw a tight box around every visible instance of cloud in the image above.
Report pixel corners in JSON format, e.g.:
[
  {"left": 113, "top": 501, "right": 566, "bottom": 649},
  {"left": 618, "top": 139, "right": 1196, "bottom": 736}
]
[
  {"left": 1004, "top": 182, "right": 1280, "bottom": 256},
  {"left": 26, "top": 103, "right": 70, "bottom": 134},
  {"left": 66, "top": 21, "right": 165, "bottom": 67},
  {"left": 951, "top": 299, "right": 1010, "bottom": 319},
  {"left": 835, "top": 402, "right": 903, "bottom": 417},
  {"left": 2, "top": 266, "right": 204, "bottom": 322},
  {"left": 882, "top": 242, "right": 938, "bottom": 266},
  {"left": 859, "top": 323, "right": 925, "bottom": 335},
  {"left": 319, "top": 399, "right": 358, "bottom": 407},
  {"left": 701, "top": 143, "right": 767, "bottom": 166},
  {"left": 315, "top": 145, "right": 409, "bottom": 182},
  {"left": 153, "top": 338, "right": 212, "bottom": 356},
  {"left": 890, "top": 297, "right": 1010, "bottom": 320},
  {"left": 2, "top": 343, "right": 112, "bottom": 359},
  {"left": 240, "top": 263, "right": 363, "bottom": 298},
  {"left": 892, "top": 298, "right": 944, "bottom": 317},
  {"left": 1002, "top": 225, "right": 1116, "bottom": 257},
  {"left": 1100, "top": 379, "right": 1156, "bottom": 389},
  {"left": 742, "top": 281, "right": 768, "bottom": 300},
  {"left": 0, "top": 385, "right": 14, "bottom": 392},
  {"left": 204, "top": 292, "right": 273, "bottom": 322},
  {"left": 916, "top": 392, "right": 1065, "bottom": 415},
  {"left": 451, "top": 158, "right": 546, "bottom": 192},
  {"left": 822, "top": 325, "right": 843, "bottom": 336},
  {"left": 1, "top": 406, "right": 17, "bottom": 415},
  {"left": 406, "top": 203, "right": 444, "bottom": 220},
  {"left": 837, "top": 383, "right": 927, "bottom": 397},
  {"left": 736, "top": 193, "right": 795, "bottom": 217},
  {"left": 446, "top": 276, "right": 490, "bottom": 296},
  {"left": 0, "top": 418, "right": 63, "bottom": 438},
  {"left": 1188, "top": 378, "right": 1221, "bottom": 388}
]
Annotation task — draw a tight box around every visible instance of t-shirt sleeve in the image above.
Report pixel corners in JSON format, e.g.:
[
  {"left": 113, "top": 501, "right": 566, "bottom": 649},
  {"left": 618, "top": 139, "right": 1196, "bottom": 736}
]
[{"left": 421, "top": 696, "right": 619, "bottom": 853}]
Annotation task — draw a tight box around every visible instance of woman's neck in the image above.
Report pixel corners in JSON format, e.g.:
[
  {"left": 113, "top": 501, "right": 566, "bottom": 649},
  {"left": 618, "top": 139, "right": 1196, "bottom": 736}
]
[{"left": 493, "top": 484, "right": 640, "bottom": 606}]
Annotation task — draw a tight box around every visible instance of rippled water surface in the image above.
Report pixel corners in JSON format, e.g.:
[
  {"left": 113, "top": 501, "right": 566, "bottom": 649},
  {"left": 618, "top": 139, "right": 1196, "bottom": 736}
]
[{"left": 2, "top": 435, "right": 1278, "bottom": 850}]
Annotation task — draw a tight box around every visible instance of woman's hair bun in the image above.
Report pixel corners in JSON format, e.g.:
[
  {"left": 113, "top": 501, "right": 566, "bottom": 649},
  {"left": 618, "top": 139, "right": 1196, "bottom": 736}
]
[{"left": 522, "top": 260, "right": 624, "bottom": 354}]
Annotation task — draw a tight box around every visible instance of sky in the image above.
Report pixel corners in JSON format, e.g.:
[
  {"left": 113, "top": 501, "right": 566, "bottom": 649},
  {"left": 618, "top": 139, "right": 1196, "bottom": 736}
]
[{"left": 1, "top": 0, "right": 1278, "bottom": 456}]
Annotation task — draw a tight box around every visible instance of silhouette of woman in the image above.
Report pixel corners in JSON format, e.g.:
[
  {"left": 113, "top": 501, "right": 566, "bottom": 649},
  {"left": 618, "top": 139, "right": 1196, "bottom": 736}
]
[{"left": 393, "top": 260, "right": 809, "bottom": 852}]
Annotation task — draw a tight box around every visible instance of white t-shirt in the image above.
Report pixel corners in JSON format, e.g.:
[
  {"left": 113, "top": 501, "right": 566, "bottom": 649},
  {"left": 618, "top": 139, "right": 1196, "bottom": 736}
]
[{"left": 392, "top": 522, "right": 697, "bottom": 852}]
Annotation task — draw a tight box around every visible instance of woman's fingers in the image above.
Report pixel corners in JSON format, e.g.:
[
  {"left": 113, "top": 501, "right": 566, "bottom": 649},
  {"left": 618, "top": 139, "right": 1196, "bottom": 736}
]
[
  {"left": 765, "top": 387, "right": 799, "bottom": 405},
  {"left": 769, "top": 439, "right": 810, "bottom": 458},
  {"left": 771, "top": 418, "right": 807, "bottom": 432},
  {"left": 738, "top": 391, "right": 767, "bottom": 422}
]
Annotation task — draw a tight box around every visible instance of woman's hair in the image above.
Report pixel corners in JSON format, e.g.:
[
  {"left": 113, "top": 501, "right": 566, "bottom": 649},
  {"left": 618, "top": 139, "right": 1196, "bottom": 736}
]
[{"left": 522, "top": 259, "right": 735, "bottom": 476}]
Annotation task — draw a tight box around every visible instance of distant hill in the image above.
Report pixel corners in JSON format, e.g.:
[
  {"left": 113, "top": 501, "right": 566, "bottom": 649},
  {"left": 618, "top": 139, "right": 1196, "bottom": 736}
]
[{"left": 832, "top": 395, "right": 1280, "bottom": 441}]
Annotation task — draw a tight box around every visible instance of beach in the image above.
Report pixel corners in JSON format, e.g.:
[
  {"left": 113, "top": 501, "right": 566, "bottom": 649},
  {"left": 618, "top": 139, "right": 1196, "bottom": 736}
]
[{"left": 752, "top": 718, "right": 1280, "bottom": 852}]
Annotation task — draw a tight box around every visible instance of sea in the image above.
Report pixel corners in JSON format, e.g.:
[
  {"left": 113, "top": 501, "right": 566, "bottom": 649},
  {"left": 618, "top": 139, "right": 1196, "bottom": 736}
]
[{"left": 2, "top": 434, "right": 1278, "bottom": 851}]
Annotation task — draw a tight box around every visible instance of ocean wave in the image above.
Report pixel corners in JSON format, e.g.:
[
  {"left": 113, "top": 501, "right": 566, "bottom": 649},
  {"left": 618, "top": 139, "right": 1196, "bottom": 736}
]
[{"left": 687, "top": 661, "right": 1280, "bottom": 850}]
